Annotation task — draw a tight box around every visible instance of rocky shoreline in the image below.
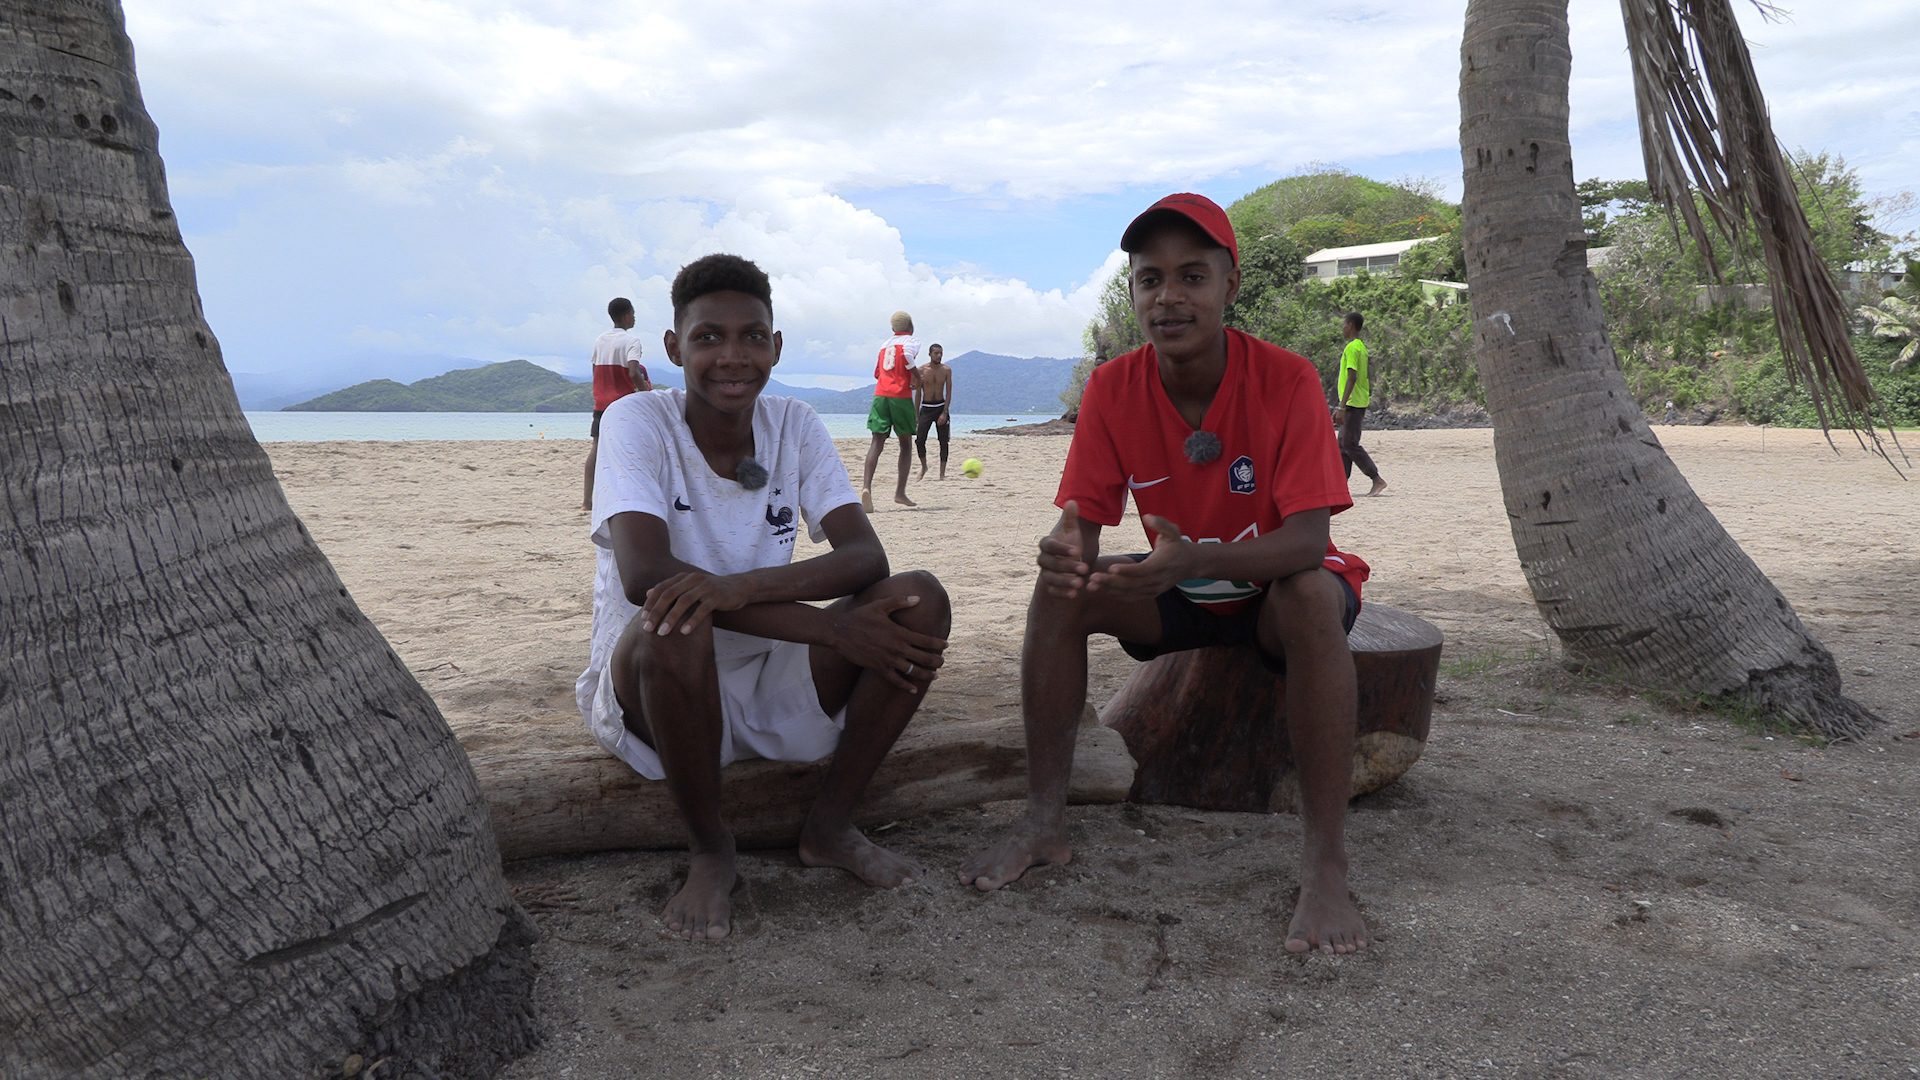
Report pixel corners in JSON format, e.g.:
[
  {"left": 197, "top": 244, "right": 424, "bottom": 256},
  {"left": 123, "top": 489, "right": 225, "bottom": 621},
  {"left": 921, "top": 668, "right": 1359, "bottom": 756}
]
[
  {"left": 976, "top": 417, "right": 1077, "bottom": 436},
  {"left": 1361, "top": 402, "right": 1494, "bottom": 430}
]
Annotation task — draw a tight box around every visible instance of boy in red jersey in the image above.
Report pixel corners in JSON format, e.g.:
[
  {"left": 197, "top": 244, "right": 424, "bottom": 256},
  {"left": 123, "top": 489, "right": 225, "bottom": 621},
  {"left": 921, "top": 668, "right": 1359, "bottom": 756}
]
[
  {"left": 860, "top": 311, "right": 920, "bottom": 510},
  {"left": 960, "top": 194, "right": 1372, "bottom": 955}
]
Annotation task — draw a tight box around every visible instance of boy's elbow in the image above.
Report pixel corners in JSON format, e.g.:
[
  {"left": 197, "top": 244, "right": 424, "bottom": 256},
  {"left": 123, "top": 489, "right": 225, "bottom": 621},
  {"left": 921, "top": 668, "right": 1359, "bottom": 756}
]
[
  {"left": 622, "top": 580, "right": 651, "bottom": 608},
  {"left": 859, "top": 546, "right": 890, "bottom": 587},
  {"left": 618, "top": 560, "right": 672, "bottom": 608},
  {"left": 838, "top": 539, "right": 888, "bottom": 589}
]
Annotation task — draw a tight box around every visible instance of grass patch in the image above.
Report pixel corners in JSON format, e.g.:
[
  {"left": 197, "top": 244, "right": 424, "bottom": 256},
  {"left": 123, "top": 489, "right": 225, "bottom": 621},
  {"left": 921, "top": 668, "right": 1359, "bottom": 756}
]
[
  {"left": 1440, "top": 645, "right": 1541, "bottom": 679},
  {"left": 1687, "top": 690, "right": 1825, "bottom": 744}
]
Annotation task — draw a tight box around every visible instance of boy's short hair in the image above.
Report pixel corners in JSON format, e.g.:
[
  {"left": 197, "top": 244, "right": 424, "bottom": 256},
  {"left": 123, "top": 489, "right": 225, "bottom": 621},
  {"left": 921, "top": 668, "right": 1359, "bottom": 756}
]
[
  {"left": 670, "top": 255, "right": 773, "bottom": 325},
  {"left": 1344, "top": 312, "right": 1364, "bottom": 332},
  {"left": 890, "top": 311, "right": 914, "bottom": 334},
  {"left": 929, "top": 343, "right": 942, "bottom": 352},
  {"left": 608, "top": 296, "right": 634, "bottom": 321}
]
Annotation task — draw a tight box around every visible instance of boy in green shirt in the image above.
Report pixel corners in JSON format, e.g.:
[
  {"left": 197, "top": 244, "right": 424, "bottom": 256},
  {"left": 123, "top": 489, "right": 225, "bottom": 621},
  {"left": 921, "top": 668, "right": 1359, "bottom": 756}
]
[{"left": 1336, "top": 312, "right": 1387, "bottom": 497}]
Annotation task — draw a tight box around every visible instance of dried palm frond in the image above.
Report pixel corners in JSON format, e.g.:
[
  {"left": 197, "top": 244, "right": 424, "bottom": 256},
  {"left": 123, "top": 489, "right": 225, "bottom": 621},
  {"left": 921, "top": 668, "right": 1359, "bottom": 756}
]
[{"left": 1619, "top": 0, "right": 1907, "bottom": 472}]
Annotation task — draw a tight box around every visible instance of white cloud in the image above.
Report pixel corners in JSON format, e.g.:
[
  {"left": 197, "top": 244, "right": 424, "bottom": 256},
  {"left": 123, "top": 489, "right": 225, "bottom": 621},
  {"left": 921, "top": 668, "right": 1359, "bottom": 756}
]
[{"left": 120, "top": 0, "right": 1920, "bottom": 382}]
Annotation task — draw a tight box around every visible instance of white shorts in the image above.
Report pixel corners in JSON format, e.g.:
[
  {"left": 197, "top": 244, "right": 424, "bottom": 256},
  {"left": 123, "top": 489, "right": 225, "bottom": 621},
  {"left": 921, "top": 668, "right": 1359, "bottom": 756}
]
[{"left": 588, "top": 633, "right": 847, "bottom": 781}]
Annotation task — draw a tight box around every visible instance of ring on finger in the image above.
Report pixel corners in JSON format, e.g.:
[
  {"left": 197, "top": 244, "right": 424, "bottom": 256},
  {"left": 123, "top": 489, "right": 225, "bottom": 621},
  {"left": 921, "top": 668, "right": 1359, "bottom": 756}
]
[{"left": 904, "top": 662, "right": 915, "bottom": 676}]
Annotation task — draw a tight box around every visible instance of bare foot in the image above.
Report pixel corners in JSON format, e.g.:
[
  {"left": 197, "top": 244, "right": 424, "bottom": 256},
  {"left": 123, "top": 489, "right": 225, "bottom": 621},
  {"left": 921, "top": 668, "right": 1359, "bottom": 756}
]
[
  {"left": 860, "top": 489, "right": 874, "bottom": 513},
  {"left": 917, "top": 462, "right": 928, "bottom": 481},
  {"left": 1366, "top": 477, "right": 1388, "bottom": 497},
  {"left": 663, "top": 850, "right": 736, "bottom": 941},
  {"left": 959, "top": 824, "right": 1070, "bottom": 891},
  {"left": 798, "top": 824, "right": 922, "bottom": 887},
  {"left": 893, "top": 492, "right": 916, "bottom": 507},
  {"left": 1285, "top": 866, "right": 1367, "bottom": 954}
]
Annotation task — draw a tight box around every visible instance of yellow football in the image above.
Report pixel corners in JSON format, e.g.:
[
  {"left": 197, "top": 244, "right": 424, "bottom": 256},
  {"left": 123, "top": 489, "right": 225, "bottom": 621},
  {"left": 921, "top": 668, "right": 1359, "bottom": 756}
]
[{"left": 961, "top": 457, "right": 983, "bottom": 478}]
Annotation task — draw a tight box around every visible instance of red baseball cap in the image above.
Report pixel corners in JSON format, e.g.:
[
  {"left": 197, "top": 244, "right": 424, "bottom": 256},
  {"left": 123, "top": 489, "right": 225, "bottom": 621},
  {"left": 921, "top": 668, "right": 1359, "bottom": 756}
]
[{"left": 1120, "top": 192, "right": 1238, "bottom": 266}]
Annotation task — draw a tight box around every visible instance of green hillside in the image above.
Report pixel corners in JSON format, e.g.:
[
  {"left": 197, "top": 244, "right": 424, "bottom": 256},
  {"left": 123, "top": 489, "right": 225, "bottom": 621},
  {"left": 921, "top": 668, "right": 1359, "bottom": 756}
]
[
  {"left": 284, "top": 359, "right": 595, "bottom": 412},
  {"left": 1228, "top": 167, "right": 1459, "bottom": 254}
]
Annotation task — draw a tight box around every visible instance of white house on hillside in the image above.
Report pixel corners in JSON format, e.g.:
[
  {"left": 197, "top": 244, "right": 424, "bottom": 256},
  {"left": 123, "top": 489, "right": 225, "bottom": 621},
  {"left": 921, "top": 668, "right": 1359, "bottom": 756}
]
[
  {"left": 1309, "top": 243, "right": 1618, "bottom": 307},
  {"left": 1303, "top": 236, "right": 1442, "bottom": 280}
]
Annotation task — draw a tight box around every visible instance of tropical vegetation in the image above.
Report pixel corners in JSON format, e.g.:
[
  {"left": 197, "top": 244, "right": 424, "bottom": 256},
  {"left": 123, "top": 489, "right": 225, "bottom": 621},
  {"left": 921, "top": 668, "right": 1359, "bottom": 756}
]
[{"left": 1073, "top": 160, "right": 1919, "bottom": 427}]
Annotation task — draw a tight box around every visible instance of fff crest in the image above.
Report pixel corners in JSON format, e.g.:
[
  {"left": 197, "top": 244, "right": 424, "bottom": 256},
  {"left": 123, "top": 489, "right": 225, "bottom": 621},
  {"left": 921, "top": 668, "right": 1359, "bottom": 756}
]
[{"left": 1228, "top": 455, "right": 1256, "bottom": 494}]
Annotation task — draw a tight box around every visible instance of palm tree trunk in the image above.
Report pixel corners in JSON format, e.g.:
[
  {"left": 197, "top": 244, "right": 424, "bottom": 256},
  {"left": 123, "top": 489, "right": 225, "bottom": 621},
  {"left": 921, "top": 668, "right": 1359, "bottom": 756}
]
[
  {"left": 1, "top": 3, "right": 537, "bottom": 1076},
  {"left": 1457, "top": 0, "right": 1878, "bottom": 738}
]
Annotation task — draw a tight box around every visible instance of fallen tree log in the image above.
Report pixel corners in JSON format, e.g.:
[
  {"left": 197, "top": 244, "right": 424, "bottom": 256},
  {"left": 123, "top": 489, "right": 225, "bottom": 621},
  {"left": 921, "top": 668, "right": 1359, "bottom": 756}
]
[
  {"left": 1100, "top": 604, "right": 1443, "bottom": 813},
  {"left": 471, "top": 712, "right": 1132, "bottom": 861}
]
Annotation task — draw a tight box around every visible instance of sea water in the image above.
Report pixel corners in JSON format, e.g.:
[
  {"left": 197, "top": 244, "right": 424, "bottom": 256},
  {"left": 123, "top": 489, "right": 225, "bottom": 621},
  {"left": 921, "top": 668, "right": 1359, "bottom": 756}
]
[{"left": 243, "top": 412, "right": 1036, "bottom": 442}]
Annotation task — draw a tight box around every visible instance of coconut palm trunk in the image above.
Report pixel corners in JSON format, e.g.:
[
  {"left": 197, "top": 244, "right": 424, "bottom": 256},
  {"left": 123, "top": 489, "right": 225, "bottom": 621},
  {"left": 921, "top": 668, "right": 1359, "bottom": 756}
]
[
  {"left": 1457, "top": 0, "right": 1878, "bottom": 738},
  {"left": 1, "top": 2, "right": 537, "bottom": 1076}
]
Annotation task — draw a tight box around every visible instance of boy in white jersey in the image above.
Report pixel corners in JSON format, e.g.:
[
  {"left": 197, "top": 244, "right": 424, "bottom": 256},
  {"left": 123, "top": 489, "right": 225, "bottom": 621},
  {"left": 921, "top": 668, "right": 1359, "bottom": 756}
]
[{"left": 579, "top": 254, "right": 950, "bottom": 941}]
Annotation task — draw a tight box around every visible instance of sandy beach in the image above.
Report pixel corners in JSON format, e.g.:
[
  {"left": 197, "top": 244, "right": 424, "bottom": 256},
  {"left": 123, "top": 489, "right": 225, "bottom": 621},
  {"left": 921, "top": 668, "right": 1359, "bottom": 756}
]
[{"left": 267, "top": 426, "right": 1919, "bottom": 1079}]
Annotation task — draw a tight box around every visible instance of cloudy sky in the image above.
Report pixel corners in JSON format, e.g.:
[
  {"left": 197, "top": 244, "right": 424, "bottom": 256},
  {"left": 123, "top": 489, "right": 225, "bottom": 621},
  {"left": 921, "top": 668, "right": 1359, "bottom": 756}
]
[{"left": 121, "top": 0, "right": 1920, "bottom": 396}]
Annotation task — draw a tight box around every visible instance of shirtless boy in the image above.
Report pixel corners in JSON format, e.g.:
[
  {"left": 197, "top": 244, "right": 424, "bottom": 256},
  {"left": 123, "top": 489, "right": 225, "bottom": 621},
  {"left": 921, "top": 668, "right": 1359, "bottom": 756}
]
[
  {"left": 959, "top": 194, "right": 1373, "bottom": 954},
  {"left": 913, "top": 343, "right": 953, "bottom": 480},
  {"left": 860, "top": 311, "right": 919, "bottom": 510},
  {"left": 578, "top": 254, "right": 950, "bottom": 941}
]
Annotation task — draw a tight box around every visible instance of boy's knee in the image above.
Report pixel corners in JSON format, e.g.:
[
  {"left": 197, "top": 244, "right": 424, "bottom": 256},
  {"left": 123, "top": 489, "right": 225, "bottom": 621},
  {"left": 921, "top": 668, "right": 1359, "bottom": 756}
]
[
  {"left": 622, "top": 618, "right": 713, "bottom": 684},
  {"left": 1268, "top": 568, "right": 1345, "bottom": 627},
  {"left": 1025, "top": 578, "right": 1099, "bottom": 638},
  {"left": 887, "top": 569, "right": 950, "bottom": 625}
]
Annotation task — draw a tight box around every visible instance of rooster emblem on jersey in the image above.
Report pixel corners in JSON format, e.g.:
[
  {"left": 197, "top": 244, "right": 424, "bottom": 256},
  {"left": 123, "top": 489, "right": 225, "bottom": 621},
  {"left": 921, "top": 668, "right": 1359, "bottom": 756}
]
[{"left": 765, "top": 504, "right": 795, "bottom": 536}]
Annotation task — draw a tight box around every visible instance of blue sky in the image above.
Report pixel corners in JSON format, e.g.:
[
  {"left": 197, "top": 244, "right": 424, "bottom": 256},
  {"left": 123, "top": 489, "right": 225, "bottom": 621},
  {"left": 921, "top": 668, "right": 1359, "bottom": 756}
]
[{"left": 121, "top": 0, "right": 1920, "bottom": 398}]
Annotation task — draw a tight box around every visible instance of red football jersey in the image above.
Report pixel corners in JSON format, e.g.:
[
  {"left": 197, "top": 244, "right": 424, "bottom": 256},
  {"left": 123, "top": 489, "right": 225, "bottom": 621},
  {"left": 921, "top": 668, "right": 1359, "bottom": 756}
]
[
  {"left": 1057, "top": 329, "right": 1368, "bottom": 611},
  {"left": 873, "top": 334, "right": 918, "bottom": 398}
]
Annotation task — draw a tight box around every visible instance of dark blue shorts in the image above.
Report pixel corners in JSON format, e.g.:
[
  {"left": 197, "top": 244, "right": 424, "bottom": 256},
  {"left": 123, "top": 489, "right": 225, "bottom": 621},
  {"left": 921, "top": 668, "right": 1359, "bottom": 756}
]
[
  {"left": 590, "top": 409, "right": 606, "bottom": 439},
  {"left": 1115, "top": 559, "right": 1359, "bottom": 674}
]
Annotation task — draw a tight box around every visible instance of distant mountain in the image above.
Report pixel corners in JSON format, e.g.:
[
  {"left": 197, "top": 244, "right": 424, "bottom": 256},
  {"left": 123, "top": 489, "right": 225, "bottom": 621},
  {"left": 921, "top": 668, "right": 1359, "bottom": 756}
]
[
  {"left": 761, "top": 379, "right": 848, "bottom": 407},
  {"left": 573, "top": 363, "right": 839, "bottom": 405},
  {"left": 284, "top": 360, "right": 593, "bottom": 412},
  {"left": 279, "top": 352, "right": 1079, "bottom": 413},
  {"left": 798, "top": 351, "right": 1079, "bottom": 415},
  {"left": 232, "top": 354, "right": 490, "bottom": 409}
]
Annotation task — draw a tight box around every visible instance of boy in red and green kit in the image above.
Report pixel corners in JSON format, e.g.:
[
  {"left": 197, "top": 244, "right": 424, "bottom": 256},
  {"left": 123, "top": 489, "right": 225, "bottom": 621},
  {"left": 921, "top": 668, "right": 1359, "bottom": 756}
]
[
  {"left": 860, "top": 310, "right": 919, "bottom": 510},
  {"left": 960, "top": 194, "right": 1372, "bottom": 954}
]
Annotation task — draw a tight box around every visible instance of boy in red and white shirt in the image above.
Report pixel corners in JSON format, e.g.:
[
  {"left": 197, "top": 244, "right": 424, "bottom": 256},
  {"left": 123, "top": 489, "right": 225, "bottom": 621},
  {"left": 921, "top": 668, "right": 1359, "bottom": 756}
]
[
  {"left": 581, "top": 296, "right": 652, "bottom": 511},
  {"left": 961, "top": 194, "right": 1372, "bottom": 956},
  {"left": 859, "top": 310, "right": 920, "bottom": 511}
]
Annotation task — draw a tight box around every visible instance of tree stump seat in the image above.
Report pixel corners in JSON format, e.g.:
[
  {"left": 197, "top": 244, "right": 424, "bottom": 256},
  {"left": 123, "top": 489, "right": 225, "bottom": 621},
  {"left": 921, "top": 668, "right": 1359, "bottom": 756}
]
[{"left": 1098, "top": 604, "right": 1443, "bottom": 813}]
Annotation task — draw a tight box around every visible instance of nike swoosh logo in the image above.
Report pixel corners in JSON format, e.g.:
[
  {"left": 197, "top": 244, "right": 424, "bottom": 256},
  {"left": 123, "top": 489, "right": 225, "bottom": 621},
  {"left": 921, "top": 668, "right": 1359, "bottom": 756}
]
[
  {"left": 1127, "top": 475, "right": 1169, "bottom": 489},
  {"left": 673, "top": 497, "right": 690, "bottom": 511}
]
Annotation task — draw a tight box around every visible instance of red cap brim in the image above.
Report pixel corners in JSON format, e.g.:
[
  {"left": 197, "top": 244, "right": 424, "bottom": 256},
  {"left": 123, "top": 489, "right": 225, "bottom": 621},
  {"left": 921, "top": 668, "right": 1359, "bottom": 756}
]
[{"left": 1120, "top": 193, "right": 1238, "bottom": 266}]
